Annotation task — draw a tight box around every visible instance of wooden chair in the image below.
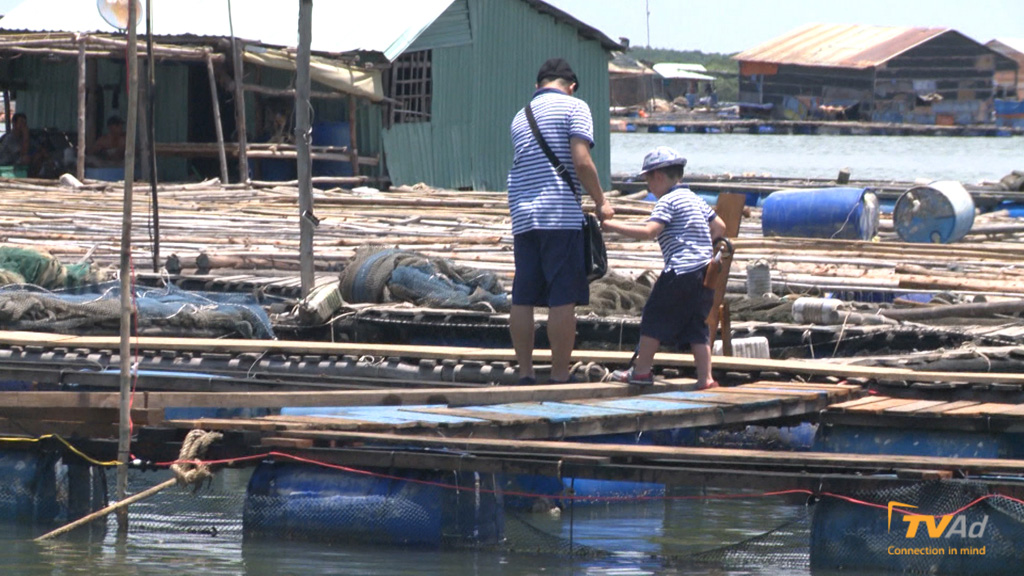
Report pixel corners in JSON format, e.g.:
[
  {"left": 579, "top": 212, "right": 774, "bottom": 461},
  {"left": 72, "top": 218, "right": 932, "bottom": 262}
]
[{"left": 706, "top": 193, "right": 745, "bottom": 355}]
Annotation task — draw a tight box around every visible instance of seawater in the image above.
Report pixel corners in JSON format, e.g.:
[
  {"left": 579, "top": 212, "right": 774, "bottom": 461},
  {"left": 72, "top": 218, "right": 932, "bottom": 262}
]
[
  {"left": 611, "top": 132, "right": 1022, "bottom": 185},
  {"left": 0, "top": 469, "right": 820, "bottom": 576}
]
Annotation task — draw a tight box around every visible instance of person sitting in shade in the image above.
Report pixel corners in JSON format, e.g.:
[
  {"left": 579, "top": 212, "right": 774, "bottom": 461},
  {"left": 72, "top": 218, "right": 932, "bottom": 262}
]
[
  {"left": 0, "top": 113, "right": 31, "bottom": 167},
  {"left": 88, "top": 115, "right": 126, "bottom": 166}
]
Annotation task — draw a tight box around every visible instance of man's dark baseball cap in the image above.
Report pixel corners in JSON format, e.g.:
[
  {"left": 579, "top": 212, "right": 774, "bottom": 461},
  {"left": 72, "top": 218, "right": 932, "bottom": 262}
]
[{"left": 537, "top": 58, "right": 578, "bottom": 89}]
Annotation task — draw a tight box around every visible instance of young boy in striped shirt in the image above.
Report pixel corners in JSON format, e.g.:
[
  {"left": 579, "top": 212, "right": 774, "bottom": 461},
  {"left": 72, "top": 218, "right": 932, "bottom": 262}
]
[{"left": 601, "top": 146, "right": 726, "bottom": 388}]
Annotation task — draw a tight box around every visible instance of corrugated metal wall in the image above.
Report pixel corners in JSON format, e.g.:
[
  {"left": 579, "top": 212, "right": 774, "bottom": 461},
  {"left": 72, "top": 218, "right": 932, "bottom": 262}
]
[
  {"left": 8, "top": 56, "right": 190, "bottom": 180},
  {"left": 383, "top": 0, "right": 612, "bottom": 191},
  {"left": 9, "top": 57, "right": 76, "bottom": 130}
]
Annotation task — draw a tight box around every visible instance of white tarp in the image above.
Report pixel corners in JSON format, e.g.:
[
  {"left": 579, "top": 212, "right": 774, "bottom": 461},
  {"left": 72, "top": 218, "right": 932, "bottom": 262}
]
[
  {"left": 652, "top": 63, "right": 716, "bottom": 82},
  {"left": 243, "top": 48, "right": 382, "bottom": 102}
]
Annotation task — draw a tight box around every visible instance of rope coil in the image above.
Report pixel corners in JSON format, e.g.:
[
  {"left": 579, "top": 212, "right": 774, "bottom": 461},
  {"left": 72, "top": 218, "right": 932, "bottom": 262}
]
[{"left": 170, "top": 429, "right": 223, "bottom": 486}]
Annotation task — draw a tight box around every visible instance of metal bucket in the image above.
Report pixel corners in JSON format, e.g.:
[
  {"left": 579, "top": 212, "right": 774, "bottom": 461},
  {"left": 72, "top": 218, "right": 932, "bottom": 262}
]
[
  {"left": 761, "top": 187, "right": 879, "bottom": 240},
  {"left": 745, "top": 260, "right": 772, "bottom": 297},
  {"left": 893, "top": 180, "right": 975, "bottom": 243},
  {"left": 791, "top": 297, "right": 842, "bottom": 324}
]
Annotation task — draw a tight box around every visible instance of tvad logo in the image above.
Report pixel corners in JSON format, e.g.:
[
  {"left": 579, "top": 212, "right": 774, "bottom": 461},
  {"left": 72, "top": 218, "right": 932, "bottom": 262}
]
[{"left": 888, "top": 501, "right": 989, "bottom": 538}]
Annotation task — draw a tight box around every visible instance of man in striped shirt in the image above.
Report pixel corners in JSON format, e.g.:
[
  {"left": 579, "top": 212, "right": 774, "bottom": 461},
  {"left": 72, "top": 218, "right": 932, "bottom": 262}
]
[{"left": 507, "top": 58, "right": 614, "bottom": 385}]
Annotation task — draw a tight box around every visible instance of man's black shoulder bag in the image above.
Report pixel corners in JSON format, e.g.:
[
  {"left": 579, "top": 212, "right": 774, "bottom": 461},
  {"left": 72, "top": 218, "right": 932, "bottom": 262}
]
[{"left": 524, "top": 103, "right": 607, "bottom": 282}]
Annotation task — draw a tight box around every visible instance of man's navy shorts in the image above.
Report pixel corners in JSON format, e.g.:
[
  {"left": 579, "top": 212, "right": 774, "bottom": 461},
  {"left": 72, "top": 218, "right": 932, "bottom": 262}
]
[
  {"left": 640, "top": 267, "right": 714, "bottom": 347},
  {"left": 512, "top": 229, "right": 589, "bottom": 307}
]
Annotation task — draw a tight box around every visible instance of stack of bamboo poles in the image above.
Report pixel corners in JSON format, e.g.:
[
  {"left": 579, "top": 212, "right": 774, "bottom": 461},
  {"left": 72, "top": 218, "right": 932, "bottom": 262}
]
[{"left": 3, "top": 177, "right": 1024, "bottom": 302}]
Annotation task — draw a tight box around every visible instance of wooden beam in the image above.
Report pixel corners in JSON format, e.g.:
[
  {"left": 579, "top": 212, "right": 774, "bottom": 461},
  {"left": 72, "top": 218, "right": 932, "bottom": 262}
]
[
  {"left": 0, "top": 331, "right": 1020, "bottom": 386},
  {"left": 272, "top": 431, "right": 1024, "bottom": 476}
]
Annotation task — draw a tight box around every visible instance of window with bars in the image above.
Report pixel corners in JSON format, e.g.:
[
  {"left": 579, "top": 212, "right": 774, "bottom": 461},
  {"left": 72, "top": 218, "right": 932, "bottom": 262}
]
[{"left": 390, "top": 50, "right": 432, "bottom": 124}]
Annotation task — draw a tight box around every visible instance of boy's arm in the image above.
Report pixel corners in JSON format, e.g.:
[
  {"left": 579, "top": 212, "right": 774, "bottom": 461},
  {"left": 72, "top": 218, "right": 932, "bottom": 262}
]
[
  {"left": 601, "top": 218, "right": 664, "bottom": 241},
  {"left": 709, "top": 215, "right": 727, "bottom": 240},
  {"left": 570, "top": 136, "right": 614, "bottom": 221}
]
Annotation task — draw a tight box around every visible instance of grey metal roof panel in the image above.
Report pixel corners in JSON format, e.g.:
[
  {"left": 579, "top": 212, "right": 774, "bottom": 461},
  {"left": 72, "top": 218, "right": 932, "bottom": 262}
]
[
  {"left": 0, "top": 0, "right": 457, "bottom": 59},
  {"left": 733, "top": 23, "right": 951, "bottom": 69},
  {"left": 988, "top": 38, "right": 1024, "bottom": 59}
]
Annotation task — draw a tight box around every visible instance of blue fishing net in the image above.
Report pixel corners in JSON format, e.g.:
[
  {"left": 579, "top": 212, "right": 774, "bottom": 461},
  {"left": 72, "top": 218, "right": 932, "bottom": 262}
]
[{"left": 0, "top": 281, "right": 274, "bottom": 339}]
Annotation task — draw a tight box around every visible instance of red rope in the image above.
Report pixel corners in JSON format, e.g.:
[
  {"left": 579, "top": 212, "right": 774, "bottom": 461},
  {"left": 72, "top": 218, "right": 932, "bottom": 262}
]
[{"left": 150, "top": 450, "right": 1024, "bottom": 511}]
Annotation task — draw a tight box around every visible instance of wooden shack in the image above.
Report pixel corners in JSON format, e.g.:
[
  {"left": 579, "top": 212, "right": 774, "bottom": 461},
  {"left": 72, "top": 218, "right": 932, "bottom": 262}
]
[
  {"left": 733, "top": 23, "right": 1016, "bottom": 125},
  {"left": 987, "top": 38, "right": 1024, "bottom": 99}
]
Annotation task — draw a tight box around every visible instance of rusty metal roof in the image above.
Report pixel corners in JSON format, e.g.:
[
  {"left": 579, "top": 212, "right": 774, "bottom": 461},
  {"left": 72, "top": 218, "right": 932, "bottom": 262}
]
[{"left": 733, "top": 23, "right": 952, "bottom": 69}]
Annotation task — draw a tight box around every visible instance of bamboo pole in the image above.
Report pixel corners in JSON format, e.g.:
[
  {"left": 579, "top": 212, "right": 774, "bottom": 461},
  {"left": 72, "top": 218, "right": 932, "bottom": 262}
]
[
  {"left": 116, "top": 0, "right": 140, "bottom": 535},
  {"left": 880, "top": 299, "right": 1024, "bottom": 321},
  {"left": 146, "top": 0, "right": 160, "bottom": 273},
  {"left": 76, "top": 38, "right": 86, "bottom": 180},
  {"left": 2, "top": 89, "right": 9, "bottom": 133},
  {"left": 227, "top": 0, "right": 248, "bottom": 185},
  {"left": 348, "top": 96, "right": 359, "bottom": 177},
  {"left": 243, "top": 82, "right": 346, "bottom": 100},
  {"left": 35, "top": 478, "right": 177, "bottom": 541},
  {"left": 295, "top": 0, "right": 314, "bottom": 297},
  {"left": 206, "top": 52, "right": 229, "bottom": 185}
]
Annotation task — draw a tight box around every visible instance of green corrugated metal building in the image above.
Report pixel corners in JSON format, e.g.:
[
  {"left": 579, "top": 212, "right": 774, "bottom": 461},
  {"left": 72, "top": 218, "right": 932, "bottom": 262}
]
[{"left": 382, "top": 0, "right": 621, "bottom": 192}]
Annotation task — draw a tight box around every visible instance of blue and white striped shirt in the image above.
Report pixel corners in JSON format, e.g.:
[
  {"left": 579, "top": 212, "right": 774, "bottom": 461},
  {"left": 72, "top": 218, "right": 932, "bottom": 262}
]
[
  {"left": 507, "top": 88, "right": 594, "bottom": 235},
  {"left": 649, "top": 185, "right": 717, "bottom": 275}
]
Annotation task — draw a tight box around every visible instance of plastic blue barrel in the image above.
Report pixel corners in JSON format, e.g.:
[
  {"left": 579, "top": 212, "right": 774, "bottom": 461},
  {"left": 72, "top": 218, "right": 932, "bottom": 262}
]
[
  {"left": 1000, "top": 202, "right": 1024, "bottom": 218},
  {"left": 84, "top": 166, "right": 125, "bottom": 182},
  {"left": 311, "top": 121, "right": 353, "bottom": 176},
  {"left": 504, "top": 474, "right": 664, "bottom": 509},
  {"left": 0, "top": 450, "right": 61, "bottom": 523},
  {"left": 244, "top": 462, "right": 503, "bottom": 547},
  {"left": 893, "top": 180, "right": 975, "bottom": 243},
  {"left": 257, "top": 158, "right": 295, "bottom": 181},
  {"left": 761, "top": 187, "right": 879, "bottom": 240}
]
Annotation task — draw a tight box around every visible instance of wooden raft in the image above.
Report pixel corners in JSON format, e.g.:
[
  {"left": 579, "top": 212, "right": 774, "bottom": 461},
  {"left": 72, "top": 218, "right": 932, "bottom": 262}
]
[
  {"left": 822, "top": 395, "right": 1024, "bottom": 432},
  {"left": 166, "top": 381, "right": 862, "bottom": 442}
]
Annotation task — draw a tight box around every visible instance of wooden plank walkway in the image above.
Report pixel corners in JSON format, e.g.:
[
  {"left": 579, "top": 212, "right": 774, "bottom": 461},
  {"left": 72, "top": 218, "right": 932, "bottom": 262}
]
[
  {"left": 164, "top": 381, "right": 861, "bottom": 441},
  {"left": 822, "top": 395, "right": 1024, "bottom": 432}
]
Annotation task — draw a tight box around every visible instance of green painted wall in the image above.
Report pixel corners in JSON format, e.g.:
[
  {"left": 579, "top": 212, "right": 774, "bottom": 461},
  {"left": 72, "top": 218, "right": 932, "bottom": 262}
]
[{"left": 383, "top": 0, "right": 612, "bottom": 191}]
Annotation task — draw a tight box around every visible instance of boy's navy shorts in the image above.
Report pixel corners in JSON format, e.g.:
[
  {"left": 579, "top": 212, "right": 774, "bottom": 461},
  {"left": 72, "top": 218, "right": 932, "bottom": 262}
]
[
  {"left": 512, "top": 229, "right": 589, "bottom": 307},
  {"left": 639, "top": 267, "right": 714, "bottom": 347}
]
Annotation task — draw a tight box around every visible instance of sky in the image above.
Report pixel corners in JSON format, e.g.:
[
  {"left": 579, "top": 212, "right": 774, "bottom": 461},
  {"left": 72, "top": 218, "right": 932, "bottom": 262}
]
[
  {"left": 543, "top": 0, "right": 1022, "bottom": 54},
  {"left": 0, "top": 0, "right": 1018, "bottom": 54}
]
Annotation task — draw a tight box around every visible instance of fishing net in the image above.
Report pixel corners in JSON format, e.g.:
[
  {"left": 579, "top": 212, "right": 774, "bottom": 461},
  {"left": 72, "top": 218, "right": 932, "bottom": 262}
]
[
  {"left": 0, "top": 281, "right": 274, "bottom": 339},
  {"left": 810, "top": 480, "right": 1024, "bottom": 574},
  {"left": 728, "top": 295, "right": 795, "bottom": 323},
  {"left": 0, "top": 246, "right": 108, "bottom": 289},
  {"left": 578, "top": 270, "right": 655, "bottom": 317},
  {"left": 338, "top": 246, "right": 509, "bottom": 312}
]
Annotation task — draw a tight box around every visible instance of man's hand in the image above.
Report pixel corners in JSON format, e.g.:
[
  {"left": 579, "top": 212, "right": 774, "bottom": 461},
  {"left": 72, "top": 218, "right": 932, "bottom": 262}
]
[{"left": 596, "top": 201, "right": 614, "bottom": 222}]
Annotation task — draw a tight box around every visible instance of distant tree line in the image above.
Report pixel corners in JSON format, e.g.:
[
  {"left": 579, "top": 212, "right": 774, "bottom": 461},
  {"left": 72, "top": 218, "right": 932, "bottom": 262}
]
[{"left": 627, "top": 47, "right": 740, "bottom": 103}]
